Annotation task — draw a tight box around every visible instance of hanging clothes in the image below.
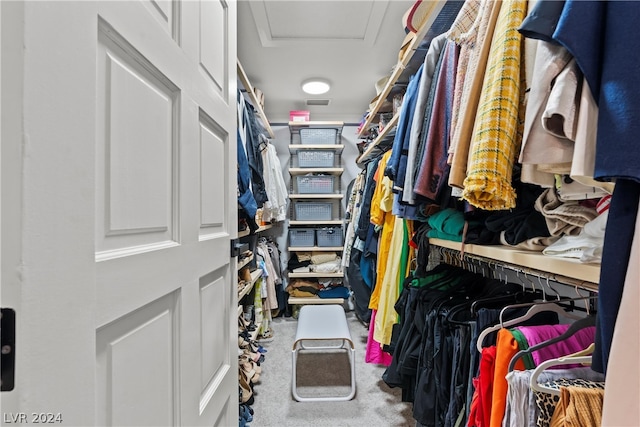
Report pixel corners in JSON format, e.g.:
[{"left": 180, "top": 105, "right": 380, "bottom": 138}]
[
  {"left": 448, "top": 0, "right": 503, "bottom": 189},
  {"left": 260, "top": 140, "right": 288, "bottom": 223},
  {"left": 237, "top": 91, "right": 268, "bottom": 207},
  {"left": 404, "top": 32, "right": 450, "bottom": 205},
  {"left": 368, "top": 151, "right": 395, "bottom": 311},
  {"left": 237, "top": 126, "right": 259, "bottom": 232},
  {"left": 461, "top": 0, "right": 527, "bottom": 210},
  {"left": 549, "top": 386, "right": 604, "bottom": 427},
  {"left": 446, "top": 0, "right": 482, "bottom": 162},
  {"left": 502, "top": 368, "right": 604, "bottom": 427},
  {"left": 413, "top": 39, "right": 458, "bottom": 205},
  {"left": 551, "top": 0, "right": 640, "bottom": 376}
]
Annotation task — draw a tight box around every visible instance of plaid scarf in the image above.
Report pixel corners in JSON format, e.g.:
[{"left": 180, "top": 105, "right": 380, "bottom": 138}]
[{"left": 462, "top": 0, "right": 527, "bottom": 210}]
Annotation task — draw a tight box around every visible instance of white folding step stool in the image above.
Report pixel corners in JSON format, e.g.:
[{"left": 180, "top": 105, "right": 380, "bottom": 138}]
[{"left": 291, "top": 304, "right": 356, "bottom": 402}]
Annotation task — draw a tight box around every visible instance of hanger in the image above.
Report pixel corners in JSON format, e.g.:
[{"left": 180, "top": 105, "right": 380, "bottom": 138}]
[
  {"left": 567, "top": 342, "right": 595, "bottom": 357},
  {"left": 539, "top": 275, "right": 561, "bottom": 301},
  {"left": 507, "top": 314, "right": 597, "bottom": 371},
  {"left": 258, "top": 134, "right": 270, "bottom": 152},
  {"left": 497, "top": 299, "right": 582, "bottom": 327},
  {"left": 470, "top": 285, "right": 543, "bottom": 316},
  {"left": 476, "top": 300, "right": 583, "bottom": 352},
  {"left": 529, "top": 354, "right": 593, "bottom": 396}
]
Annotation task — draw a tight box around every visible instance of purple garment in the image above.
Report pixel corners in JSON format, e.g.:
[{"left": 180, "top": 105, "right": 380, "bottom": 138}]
[{"left": 516, "top": 324, "right": 596, "bottom": 368}]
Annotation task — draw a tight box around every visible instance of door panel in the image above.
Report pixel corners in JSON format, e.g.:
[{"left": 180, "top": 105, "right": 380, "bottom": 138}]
[
  {"left": 199, "top": 0, "right": 227, "bottom": 92},
  {"left": 96, "top": 21, "right": 179, "bottom": 257},
  {"left": 1, "top": 1, "right": 237, "bottom": 425},
  {"left": 96, "top": 291, "right": 180, "bottom": 426},
  {"left": 142, "top": 0, "right": 179, "bottom": 40},
  {"left": 199, "top": 270, "right": 231, "bottom": 408},
  {"left": 200, "top": 112, "right": 228, "bottom": 231}
]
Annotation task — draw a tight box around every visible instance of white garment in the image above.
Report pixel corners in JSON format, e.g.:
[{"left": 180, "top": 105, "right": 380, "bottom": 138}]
[
  {"left": 519, "top": 42, "right": 574, "bottom": 168},
  {"left": 342, "top": 173, "right": 364, "bottom": 269},
  {"left": 309, "top": 258, "right": 341, "bottom": 274},
  {"left": 542, "top": 211, "right": 608, "bottom": 262},
  {"left": 542, "top": 58, "right": 580, "bottom": 142},
  {"left": 519, "top": 2, "right": 556, "bottom": 189},
  {"left": 260, "top": 142, "right": 288, "bottom": 222},
  {"left": 503, "top": 367, "right": 605, "bottom": 427},
  {"left": 556, "top": 175, "right": 609, "bottom": 201},
  {"left": 256, "top": 243, "right": 278, "bottom": 310}
]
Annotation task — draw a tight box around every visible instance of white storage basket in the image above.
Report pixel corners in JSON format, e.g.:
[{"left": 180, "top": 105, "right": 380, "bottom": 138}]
[
  {"left": 300, "top": 128, "right": 338, "bottom": 144},
  {"left": 294, "top": 202, "right": 332, "bottom": 221},
  {"left": 296, "top": 175, "right": 334, "bottom": 194},
  {"left": 297, "top": 150, "right": 335, "bottom": 168}
]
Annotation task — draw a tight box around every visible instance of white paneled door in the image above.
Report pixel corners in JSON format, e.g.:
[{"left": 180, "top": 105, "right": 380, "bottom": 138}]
[{"left": 1, "top": 1, "right": 238, "bottom": 426}]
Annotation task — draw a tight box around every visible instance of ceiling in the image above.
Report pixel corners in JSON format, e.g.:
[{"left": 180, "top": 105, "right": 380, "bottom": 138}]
[{"left": 237, "top": 0, "right": 416, "bottom": 125}]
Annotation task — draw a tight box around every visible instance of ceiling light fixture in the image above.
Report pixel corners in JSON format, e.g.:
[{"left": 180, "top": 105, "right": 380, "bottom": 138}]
[{"left": 302, "top": 79, "right": 330, "bottom": 95}]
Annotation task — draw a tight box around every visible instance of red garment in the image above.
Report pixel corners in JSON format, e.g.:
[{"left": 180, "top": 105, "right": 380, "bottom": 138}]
[
  {"left": 468, "top": 378, "right": 480, "bottom": 427},
  {"left": 468, "top": 345, "right": 497, "bottom": 427}
]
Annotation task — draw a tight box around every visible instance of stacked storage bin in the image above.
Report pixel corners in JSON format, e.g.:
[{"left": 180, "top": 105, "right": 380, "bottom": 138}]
[{"left": 287, "top": 122, "right": 347, "bottom": 305}]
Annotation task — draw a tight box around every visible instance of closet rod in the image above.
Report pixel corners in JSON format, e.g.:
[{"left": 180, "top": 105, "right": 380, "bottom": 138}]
[{"left": 433, "top": 246, "right": 599, "bottom": 293}]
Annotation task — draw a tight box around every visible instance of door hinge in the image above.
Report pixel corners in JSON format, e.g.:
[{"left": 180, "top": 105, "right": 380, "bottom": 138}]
[
  {"left": 1, "top": 308, "right": 15, "bottom": 392},
  {"left": 231, "top": 239, "right": 249, "bottom": 258}
]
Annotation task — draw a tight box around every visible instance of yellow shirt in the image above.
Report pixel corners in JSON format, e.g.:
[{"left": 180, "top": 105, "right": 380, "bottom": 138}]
[
  {"left": 373, "top": 215, "right": 405, "bottom": 346},
  {"left": 368, "top": 151, "right": 394, "bottom": 310}
]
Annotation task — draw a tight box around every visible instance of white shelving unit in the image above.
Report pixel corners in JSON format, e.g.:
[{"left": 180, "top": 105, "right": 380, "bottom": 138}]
[{"left": 287, "top": 121, "right": 347, "bottom": 306}]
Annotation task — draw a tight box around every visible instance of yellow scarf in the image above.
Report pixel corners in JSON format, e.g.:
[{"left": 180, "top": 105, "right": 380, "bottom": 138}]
[{"left": 462, "top": 0, "right": 527, "bottom": 210}]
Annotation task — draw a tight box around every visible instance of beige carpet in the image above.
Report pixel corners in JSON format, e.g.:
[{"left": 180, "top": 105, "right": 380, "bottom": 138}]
[{"left": 249, "top": 311, "right": 415, "bottom": 426}]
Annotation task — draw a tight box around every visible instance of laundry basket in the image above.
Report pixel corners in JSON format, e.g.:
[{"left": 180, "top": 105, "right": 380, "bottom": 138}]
[
  {"left": 316, "top": 227, "right": 343, "bottom": 247},
  {"left": 294, "top": 202, "right": 332, "bottom": 221},
  {"left": 289, "top": 228, "right": 315, "bottom": 247},
  {"left": 296, "top": 175, "right": 334, "bottom": 194},
  {"left": 297, "top": 150, "right": 335, "bottom": 168},
  {"left": 300, "top": 128, "right": 338, "bottom": 144}
]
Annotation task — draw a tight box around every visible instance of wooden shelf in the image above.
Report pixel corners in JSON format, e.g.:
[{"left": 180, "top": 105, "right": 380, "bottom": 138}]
[
  {"left": 238, "top": 282, "right": 253, "bottom": 301},
  {"left": 356, "top": 113, "right": 400, "bottom": 166},
  {"left": 429, "top": 238, "right": 600, "bottom": 290},
  {"left": 289, "top": 220, "right": 343, "bottom": 226},
  {"left": 249, "top": 268, "right": 262, "bottom": 285},
  {"left": 238, "top": 269, "right": 263, "bottom": 300},
  {"left": 238, "top": 223, "right": 274, "bottom": 238},
  {"left": 237, "top": 253, "right": 254, "bottom": 270},
  {"left": 288, "top": 246, "right": 343, "bottom": 252},
  {"left": 289, "top": 194, "right": 344, "bottom": 200},
  {"left": 288, "top": 271, "right": 344, "bottom": 279},
  {"left": 288, "top": 297, "right": 345, "bottom": 305},
  {"left": 356, "top": 1, "right": 449, "bottom": 138},
  {"left": 289, "top": 167, "right": 344, "bottom": 176},
  {"left": 237, "top": 60, "right": 274, "bottom": 138},
  {"left": 289, "top": 144, "right": 344, "bottom": 154},
  {"left": 288, "top": 121, "right": 344, "bottom": 129}
]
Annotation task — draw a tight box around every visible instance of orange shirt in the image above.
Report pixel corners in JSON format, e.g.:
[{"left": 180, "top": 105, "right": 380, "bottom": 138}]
[{"left": 489, "top": 328, "right": 525, "bottom": 427}]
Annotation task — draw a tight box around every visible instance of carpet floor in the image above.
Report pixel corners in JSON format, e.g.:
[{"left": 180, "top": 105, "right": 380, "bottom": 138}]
[{"left": 248, "top": 311, "right": 415, "bottom": 426}]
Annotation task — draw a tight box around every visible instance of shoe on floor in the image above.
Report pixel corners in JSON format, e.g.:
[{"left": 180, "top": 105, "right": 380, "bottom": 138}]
[{"left": 256, "top": 328, "right": 274, "bottom": 343}]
